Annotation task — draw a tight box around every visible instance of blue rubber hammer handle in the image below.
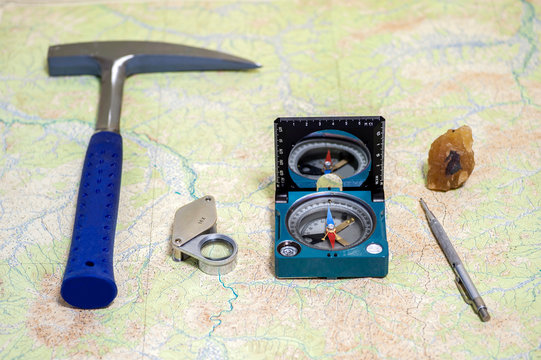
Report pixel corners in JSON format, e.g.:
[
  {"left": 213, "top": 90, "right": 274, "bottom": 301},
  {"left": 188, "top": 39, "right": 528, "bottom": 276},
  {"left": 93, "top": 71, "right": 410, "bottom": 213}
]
[{"left": 61, "top": 131, "right": 122, "bottom": 309}]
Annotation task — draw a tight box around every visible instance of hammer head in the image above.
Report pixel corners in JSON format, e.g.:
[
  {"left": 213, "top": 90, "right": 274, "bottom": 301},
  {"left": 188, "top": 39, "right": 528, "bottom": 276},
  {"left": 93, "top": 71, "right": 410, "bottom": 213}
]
[
  {"left": 48, "top": 40, "right": 260, "bottom": 77},
  {"left": 48, "top": 40, "right": 260, "bottom": 132}
]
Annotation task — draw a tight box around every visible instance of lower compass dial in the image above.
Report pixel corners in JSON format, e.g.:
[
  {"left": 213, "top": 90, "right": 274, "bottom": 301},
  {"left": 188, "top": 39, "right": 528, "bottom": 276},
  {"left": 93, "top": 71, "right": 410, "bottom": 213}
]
[{"left": 286, "top": 192, "right": 376, "bottom": 251}]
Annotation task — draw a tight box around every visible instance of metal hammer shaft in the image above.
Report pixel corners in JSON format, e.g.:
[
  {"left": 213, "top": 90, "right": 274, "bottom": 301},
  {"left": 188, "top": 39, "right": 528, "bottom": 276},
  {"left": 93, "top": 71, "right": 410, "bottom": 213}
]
[{"left": 48, "top": 41, "right": 259, "bottom": 309}]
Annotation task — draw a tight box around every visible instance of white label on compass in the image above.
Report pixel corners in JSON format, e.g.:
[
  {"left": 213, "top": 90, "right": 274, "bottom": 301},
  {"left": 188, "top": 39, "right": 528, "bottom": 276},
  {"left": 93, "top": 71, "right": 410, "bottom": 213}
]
[{"left": 366, "top": 243, "right": 383, "bottom": 254}]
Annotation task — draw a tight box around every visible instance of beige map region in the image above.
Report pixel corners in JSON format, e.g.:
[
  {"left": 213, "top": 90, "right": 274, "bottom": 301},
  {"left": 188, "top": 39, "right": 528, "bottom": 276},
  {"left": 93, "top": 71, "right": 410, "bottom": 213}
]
[{"left": 0, "top": 0, "right": 540, "bottom": 359}]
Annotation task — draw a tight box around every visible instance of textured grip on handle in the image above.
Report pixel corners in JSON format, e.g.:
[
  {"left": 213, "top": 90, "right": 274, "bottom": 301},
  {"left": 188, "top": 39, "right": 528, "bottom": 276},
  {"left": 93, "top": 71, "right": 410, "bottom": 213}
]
[{"left": 61, "top": 131, "right": 122, "bottom": 309}]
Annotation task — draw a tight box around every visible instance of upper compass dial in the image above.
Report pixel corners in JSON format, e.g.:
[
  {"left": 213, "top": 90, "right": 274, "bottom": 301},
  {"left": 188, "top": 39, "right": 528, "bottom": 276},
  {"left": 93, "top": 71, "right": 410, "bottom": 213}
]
[{"left": 288, "top": 134, "right": 371, "bottom": 180}]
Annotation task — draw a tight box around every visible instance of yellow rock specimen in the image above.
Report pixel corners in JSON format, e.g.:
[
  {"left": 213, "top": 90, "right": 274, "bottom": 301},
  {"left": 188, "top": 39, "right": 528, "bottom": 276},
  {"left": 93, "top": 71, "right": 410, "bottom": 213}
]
[{"left": 427, "top": 125, "right": 475, "bottom": 191}]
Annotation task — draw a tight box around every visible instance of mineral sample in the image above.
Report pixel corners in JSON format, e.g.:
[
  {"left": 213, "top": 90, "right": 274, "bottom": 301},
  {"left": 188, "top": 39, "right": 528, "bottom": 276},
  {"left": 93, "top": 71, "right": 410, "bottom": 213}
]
[{"left": 427, "top": 125, "right": 475, "bottom": 191}]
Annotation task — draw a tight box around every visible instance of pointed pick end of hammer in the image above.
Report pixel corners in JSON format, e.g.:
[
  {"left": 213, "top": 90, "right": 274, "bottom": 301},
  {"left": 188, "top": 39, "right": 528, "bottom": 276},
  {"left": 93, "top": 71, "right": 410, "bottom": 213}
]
[
  {"left": 232, "top": 58, "right": 261, "bottom": 70},
  {"left": 183, "top": 49, "right": 262, "bottom": 72}
]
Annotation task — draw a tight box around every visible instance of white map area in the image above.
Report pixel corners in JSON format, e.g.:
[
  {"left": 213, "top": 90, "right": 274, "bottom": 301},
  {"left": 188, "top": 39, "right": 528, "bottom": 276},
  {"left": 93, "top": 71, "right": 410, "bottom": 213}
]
[{"left": 0, "top": 1, "right": 539, "bottom": 359}]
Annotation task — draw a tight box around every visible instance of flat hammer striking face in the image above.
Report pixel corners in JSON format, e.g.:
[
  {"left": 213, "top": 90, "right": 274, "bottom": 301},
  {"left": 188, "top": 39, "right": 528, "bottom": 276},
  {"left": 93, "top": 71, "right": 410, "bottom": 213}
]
[{"left": 48, "top": 41, "right": 259, "bottom": 309}]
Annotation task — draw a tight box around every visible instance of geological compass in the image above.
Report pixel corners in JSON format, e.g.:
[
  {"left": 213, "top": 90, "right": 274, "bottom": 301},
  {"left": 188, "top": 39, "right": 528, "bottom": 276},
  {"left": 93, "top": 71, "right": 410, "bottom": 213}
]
[{"left": 274, "top": 116, "right": 388, "bottom": 278}]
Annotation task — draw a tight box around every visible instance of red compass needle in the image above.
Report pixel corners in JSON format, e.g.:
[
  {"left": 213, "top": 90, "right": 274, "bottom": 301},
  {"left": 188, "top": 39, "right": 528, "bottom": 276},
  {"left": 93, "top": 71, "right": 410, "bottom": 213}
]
[{"left": 323, "top": 149, "right": 333, "bottom": 174}]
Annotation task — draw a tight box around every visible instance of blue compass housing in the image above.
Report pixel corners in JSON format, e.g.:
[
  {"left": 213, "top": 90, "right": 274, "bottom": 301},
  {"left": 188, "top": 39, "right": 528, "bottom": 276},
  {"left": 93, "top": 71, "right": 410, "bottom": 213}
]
[
  {"left": 274, "top": 116, "right": 388, "bottom": 279},
  {"left": 275, "top": 190, "right": 388, "bottom": 278}
]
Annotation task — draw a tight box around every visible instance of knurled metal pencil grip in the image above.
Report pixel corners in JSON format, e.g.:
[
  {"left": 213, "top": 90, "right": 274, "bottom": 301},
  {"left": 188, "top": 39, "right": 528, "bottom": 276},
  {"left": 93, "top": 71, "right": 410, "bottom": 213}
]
[{"left": 420, "top": 198, "right": 490, "bottom": 322}]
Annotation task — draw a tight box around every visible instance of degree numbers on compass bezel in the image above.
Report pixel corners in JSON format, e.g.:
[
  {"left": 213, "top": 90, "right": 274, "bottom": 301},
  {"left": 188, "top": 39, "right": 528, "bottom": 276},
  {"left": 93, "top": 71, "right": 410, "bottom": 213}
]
[
  {"left": 287, "top": 132, "right": 371, "bottom": 181},
  {"left": 285, "top": 192, "right": 376, "bottom": 251}
]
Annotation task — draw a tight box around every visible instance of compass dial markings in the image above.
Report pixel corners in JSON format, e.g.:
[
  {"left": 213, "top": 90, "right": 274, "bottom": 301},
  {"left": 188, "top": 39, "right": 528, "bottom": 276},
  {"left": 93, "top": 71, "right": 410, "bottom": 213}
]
[
  {"left": 287, "top": 193, "right": 375, "bottom": 251},
  {"left": 288, "top": 136, "right": 370, "bottom": 180}
]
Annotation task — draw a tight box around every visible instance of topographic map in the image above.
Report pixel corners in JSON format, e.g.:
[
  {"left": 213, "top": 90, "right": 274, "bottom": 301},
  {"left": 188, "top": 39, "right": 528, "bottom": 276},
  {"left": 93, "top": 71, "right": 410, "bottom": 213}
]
[{"left": 0, "top": 1, "right": 539, "bottom": 359}]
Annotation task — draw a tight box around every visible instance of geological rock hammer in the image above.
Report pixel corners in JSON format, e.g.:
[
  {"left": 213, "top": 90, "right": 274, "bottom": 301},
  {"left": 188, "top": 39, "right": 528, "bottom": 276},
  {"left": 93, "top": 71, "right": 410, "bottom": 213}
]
[{"left": 48, "top": 41, "right": 259, "bottom": 309}]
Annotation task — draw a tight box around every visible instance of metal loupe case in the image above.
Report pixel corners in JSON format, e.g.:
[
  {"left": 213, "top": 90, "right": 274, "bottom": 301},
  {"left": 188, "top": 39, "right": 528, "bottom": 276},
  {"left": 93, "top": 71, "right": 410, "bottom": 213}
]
[{"left": 171, "top": 195, "right": 237, "bottom": 275}]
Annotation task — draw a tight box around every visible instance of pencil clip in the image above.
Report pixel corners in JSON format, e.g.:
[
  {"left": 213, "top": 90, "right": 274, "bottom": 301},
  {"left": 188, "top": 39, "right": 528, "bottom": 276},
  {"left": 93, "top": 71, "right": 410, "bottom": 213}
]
[{"left": 455, "top": 276, "right": 473, "bottom": 305}]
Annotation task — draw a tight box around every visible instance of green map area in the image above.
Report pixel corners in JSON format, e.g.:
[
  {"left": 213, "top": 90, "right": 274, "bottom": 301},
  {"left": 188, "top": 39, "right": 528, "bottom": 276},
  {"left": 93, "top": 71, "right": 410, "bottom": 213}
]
[{"left": 0, "top": 1, "right": 539, "bottom": 359}]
